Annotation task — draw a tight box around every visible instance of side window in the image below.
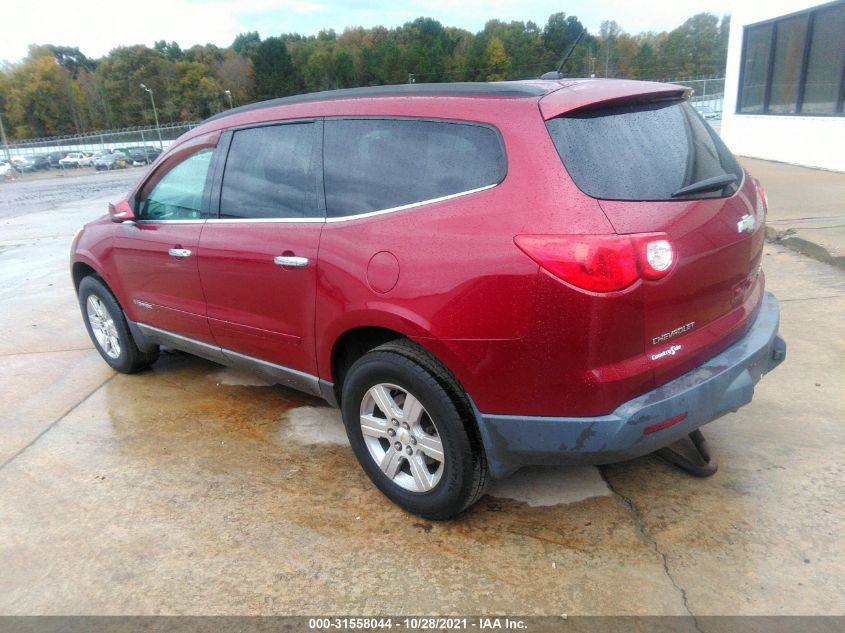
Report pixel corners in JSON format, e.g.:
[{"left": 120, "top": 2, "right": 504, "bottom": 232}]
[
  {"left": 219, "top": 122, "right": 320, "bottom": 219},
  {"left": 324, "top": 119, "right": 506, "bottom": 218},
  {"left": 139, "top": 148, "right": 214, "bottom": 221}
]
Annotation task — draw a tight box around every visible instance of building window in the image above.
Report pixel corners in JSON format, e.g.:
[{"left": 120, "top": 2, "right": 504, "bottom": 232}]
[
  {"left": 804, "top": 3, "right": 845, "bottom": 112},
  {"left": 738, "top": 0, "right": 845, "bottom": 115},
  {"left": 739, "top": 24, "right": 773, "bottom": 113}
]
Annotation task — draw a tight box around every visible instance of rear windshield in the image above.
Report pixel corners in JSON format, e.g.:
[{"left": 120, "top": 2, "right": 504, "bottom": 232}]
[{"left": 546, "top": 100, "right": 743, "bottom": 201}]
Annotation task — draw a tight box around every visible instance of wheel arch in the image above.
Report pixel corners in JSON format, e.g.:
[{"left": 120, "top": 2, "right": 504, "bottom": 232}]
[
  {"left": 71, "top": 260, "right": 99, "bottom": 291},
  {"left": 71, "top": 254, "right": 126, "bottom": 311},
  {"left": 328, "top": 326, "right": 407, "bottom": 406},
  {"left": 72, "top": 258, "right": 154, "bottom": 350},
  {"left": 326, "top": 324, "right": 475, "bottom": 414}
]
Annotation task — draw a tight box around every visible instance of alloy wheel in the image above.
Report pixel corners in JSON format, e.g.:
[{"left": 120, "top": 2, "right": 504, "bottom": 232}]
[
  {"left": 86, "top": 295, "right": 121, "bottom": 359},
  {"left": 359, "top": 383, "right": 445, "bottom": 493}
]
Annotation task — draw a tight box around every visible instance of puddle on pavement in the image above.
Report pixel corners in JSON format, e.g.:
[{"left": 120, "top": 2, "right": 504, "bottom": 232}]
[
  {"left": 279, "top": 405, "right": 611, "bottom": 507},
  {"left": 211, "top": 366, "right": 274, "bottom": 387},
  {"left": 488, "top": 467, "right": 611, "bottom": 506},
  {"left": 45, "top": 357, "right": 661, "bottom": 615},
  {"left": 278, "top": 405, "right": 348, "bottom": 446},
  {"left": 97, "top": 352, "right": 613, "bottom": 524}
]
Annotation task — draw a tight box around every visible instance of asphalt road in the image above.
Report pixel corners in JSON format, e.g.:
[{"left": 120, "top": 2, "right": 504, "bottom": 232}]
[{"left": 0, "top": 174, "right": 843, "bottom": 616}]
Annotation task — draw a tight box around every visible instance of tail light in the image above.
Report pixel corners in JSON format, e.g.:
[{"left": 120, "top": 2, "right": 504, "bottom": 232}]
[
  {"left": 639, "top": 239, "right": 674, "bottom": 280},
  {"left": 752, "top": 177, "right": 768, "bottom": 214},
  {"left": 752, "top": 177, "right": 768, "bottom": 227},
  {"left": 514, "top": 233, "right": 675, "bottom": 293}
]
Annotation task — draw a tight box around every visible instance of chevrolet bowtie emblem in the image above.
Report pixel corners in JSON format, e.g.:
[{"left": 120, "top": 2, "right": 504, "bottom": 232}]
[{"left": 737, "top": 214, "right": 755, "bottom": 233}]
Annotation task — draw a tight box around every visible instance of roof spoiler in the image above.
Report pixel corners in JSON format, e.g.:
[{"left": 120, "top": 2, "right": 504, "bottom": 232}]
[{"left": 539, "top": 81, "right": 692, "bottom": 120}]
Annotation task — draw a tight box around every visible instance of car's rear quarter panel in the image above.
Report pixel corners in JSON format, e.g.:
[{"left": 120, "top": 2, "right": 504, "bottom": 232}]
[{"left": 303, "top": 97, "right": 618, "bottom": 415}]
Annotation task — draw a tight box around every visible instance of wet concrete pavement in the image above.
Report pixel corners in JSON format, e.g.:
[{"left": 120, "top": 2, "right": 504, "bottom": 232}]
[
  {"left": 739, "top": 157, "right": 845, "bottom": 269},
  {"left": 1, "top": 172, "right": 843, "bottom": 616}
]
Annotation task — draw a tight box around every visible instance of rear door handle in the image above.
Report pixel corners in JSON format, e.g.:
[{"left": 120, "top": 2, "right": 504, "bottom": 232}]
[
  {"left": 274, "top": 256, "right": 309, "bottom": 268},
  {"left": 168, "top": 248, "right": 192, "bottom": 258}
]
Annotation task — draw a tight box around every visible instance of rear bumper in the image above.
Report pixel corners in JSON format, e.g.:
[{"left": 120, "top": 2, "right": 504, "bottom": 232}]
[{"left": 476, "top": 292, "right": 786, "bottom": 479}]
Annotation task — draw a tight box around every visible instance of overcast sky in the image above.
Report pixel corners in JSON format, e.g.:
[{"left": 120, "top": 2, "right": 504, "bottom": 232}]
[{"left": 3, "top": 0, "right": 747, "bottom": 64}]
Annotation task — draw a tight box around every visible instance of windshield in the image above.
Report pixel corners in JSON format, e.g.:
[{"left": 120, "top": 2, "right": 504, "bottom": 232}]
[{"left": 546, "top": 100, "right": 742, "bottom": 201}]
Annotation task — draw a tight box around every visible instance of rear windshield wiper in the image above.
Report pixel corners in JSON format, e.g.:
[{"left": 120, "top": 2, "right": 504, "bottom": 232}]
[{"left": 671, "top": 173, "right": 737, "bottom": 198}]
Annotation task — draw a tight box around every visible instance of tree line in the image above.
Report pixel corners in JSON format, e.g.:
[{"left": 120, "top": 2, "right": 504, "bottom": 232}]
[{"left": 0, "top": 12, "right": 729, "bottom": 140}]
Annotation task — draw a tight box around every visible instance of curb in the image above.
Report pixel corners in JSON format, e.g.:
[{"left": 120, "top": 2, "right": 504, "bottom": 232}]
[{"left": 765, "top": 226, "right": 845, "bottom": 270}]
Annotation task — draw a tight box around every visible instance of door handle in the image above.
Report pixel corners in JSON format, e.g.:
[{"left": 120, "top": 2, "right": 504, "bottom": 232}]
[
  {"left": 274, "top": 256, "right": 309, "bottom": 268},
  {"left": 168, "top": 248, "right": 192, "bottom": 258}
]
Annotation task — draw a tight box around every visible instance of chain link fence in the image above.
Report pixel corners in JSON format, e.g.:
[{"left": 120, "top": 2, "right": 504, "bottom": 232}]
[
  {"left": 655, "top": 76, "right": 725, "bottom": 119},
  {"left": 4, "top": 121, "right": 201, "bottom": 159}
]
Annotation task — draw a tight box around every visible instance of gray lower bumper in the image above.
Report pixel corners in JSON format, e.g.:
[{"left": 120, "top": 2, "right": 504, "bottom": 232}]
[{"left": 476, "top": 292, "right": 786, "bottom": 479}]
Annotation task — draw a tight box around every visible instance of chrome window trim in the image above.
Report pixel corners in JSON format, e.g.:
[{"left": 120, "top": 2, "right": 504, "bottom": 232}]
[
  {"left": 199, "top": 183, "right": 499, "bottom": 224},
  {"left": 325, "top": 184, "right": 498, "bottom": 222},
  {"left": 136, "top": 219, "right": 206, "bottom": 225},
  {"left": 207, "top": 217, "right": 325, "bottom": 224}
]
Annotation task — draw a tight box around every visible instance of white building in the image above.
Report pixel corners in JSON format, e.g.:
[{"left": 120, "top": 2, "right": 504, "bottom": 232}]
[{"left": 721, "top": 0, "right": 845, "bottom": 171}]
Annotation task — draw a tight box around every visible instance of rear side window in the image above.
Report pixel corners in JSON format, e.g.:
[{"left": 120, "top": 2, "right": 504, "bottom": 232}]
[
  {"left": 324, "top": 118, "right": 505, "bottom": 217},
  {"left": 546, "top": 100, "right": 743, "bottom": 201},
  {"left": 220, "top": 122, "right": 320, "bottom": 219}
]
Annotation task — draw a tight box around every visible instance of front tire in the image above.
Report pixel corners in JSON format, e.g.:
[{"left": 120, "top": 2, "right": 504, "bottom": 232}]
[
  {"left": 78, "top": 276, "right": 159, "bottom": 373},
  {"left": 341, "top": 340, "right": 488, "bottom": 519}
]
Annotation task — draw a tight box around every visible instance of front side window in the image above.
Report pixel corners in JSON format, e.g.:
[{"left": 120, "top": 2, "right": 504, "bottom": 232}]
[
  {"left": 139, "top": 148, "right": 214, "bottom": 221},
  {"left": 323, "top": 118, "right": 506, "bottom": 218},
  {"left": 219, "top": 122, "right": 320, "bottom": 220}
]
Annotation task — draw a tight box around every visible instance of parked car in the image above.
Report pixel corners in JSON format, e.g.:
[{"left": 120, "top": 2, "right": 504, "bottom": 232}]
[
  {"left": 126, "top": 146, "right": 162, "bottom": 166},
  {"left": 59, "top": 152, "right": 88, "bottom": 168},
  {"left": 693, "top": 103, "right": 721, "bottom": 120},
  {"left": 80, "top": 152, "right": 101, "bottom": 167},
  {"left": 77, "top": 152, "right": 97, "bottom": 167},
  {"left": 10, "top": 156, "right": 30, "bottom": 171},
  {"left": 71, "top": 80, "right": 786, "bottom": 518},
  {"left": 93, "top": 151, "right": 127, "bottom": 171},
  {"left": 46, "top": 151, "right": 68, "bottom": 168},
  {"left": 0, "top": 160, "right": 18, "bottom": 178},
  {"left": 13, "top": 155, "right": 51, "bottom": 172}
]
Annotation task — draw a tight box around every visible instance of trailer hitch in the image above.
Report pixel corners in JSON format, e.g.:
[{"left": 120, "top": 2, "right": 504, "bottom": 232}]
[{"left": 655, "top": 429, "right": 718, "bottom": 477}]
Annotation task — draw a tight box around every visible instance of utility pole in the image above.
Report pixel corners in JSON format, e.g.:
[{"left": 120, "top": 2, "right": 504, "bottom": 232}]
[
  {"left": 140, "top": 83, "right": 164, "bottom": 151},
  {"left": 0, "top": 111, "right": 11, "bottom": 163}
]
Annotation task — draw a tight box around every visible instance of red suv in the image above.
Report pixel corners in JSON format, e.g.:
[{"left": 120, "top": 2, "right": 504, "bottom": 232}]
[{"left": 71, "top": 80, "right": 786, "bottom": 518}]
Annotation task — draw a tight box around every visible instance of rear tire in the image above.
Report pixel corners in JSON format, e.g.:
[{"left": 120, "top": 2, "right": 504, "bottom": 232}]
[
  {"left": 78, "top": 276, "right": 159, "bottom": 373},
  {"left": 341, "top": 340, "right": 488, "bottom": 519}
]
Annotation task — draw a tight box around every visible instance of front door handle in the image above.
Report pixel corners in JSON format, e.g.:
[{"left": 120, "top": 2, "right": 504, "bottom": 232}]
[
  {"left": 274, "top": 256, "right": 309, "bottom": 268},
  {"left": 168, "top": 248, "right": 192, "bottom": 258}
]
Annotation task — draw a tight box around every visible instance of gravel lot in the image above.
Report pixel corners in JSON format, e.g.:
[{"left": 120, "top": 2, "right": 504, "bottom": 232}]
[{"left": 0, "top": 169, "right": 140, "bottom": 220}]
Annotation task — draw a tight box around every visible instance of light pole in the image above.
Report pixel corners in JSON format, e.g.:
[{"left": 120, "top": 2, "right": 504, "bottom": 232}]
[
  {"left": 0, "top": 111, "right": 11, "bottom": 164},
  {"left": 140, "top": 83, "right": 164, "bottom": 151},
  {"left": 224, "top": 90, "right": 233, "bottom": 109}
]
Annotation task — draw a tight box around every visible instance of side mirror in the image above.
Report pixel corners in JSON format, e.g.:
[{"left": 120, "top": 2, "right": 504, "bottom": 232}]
[{"left": 109, "top": 200, "right": 136, "bottom": 223}]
